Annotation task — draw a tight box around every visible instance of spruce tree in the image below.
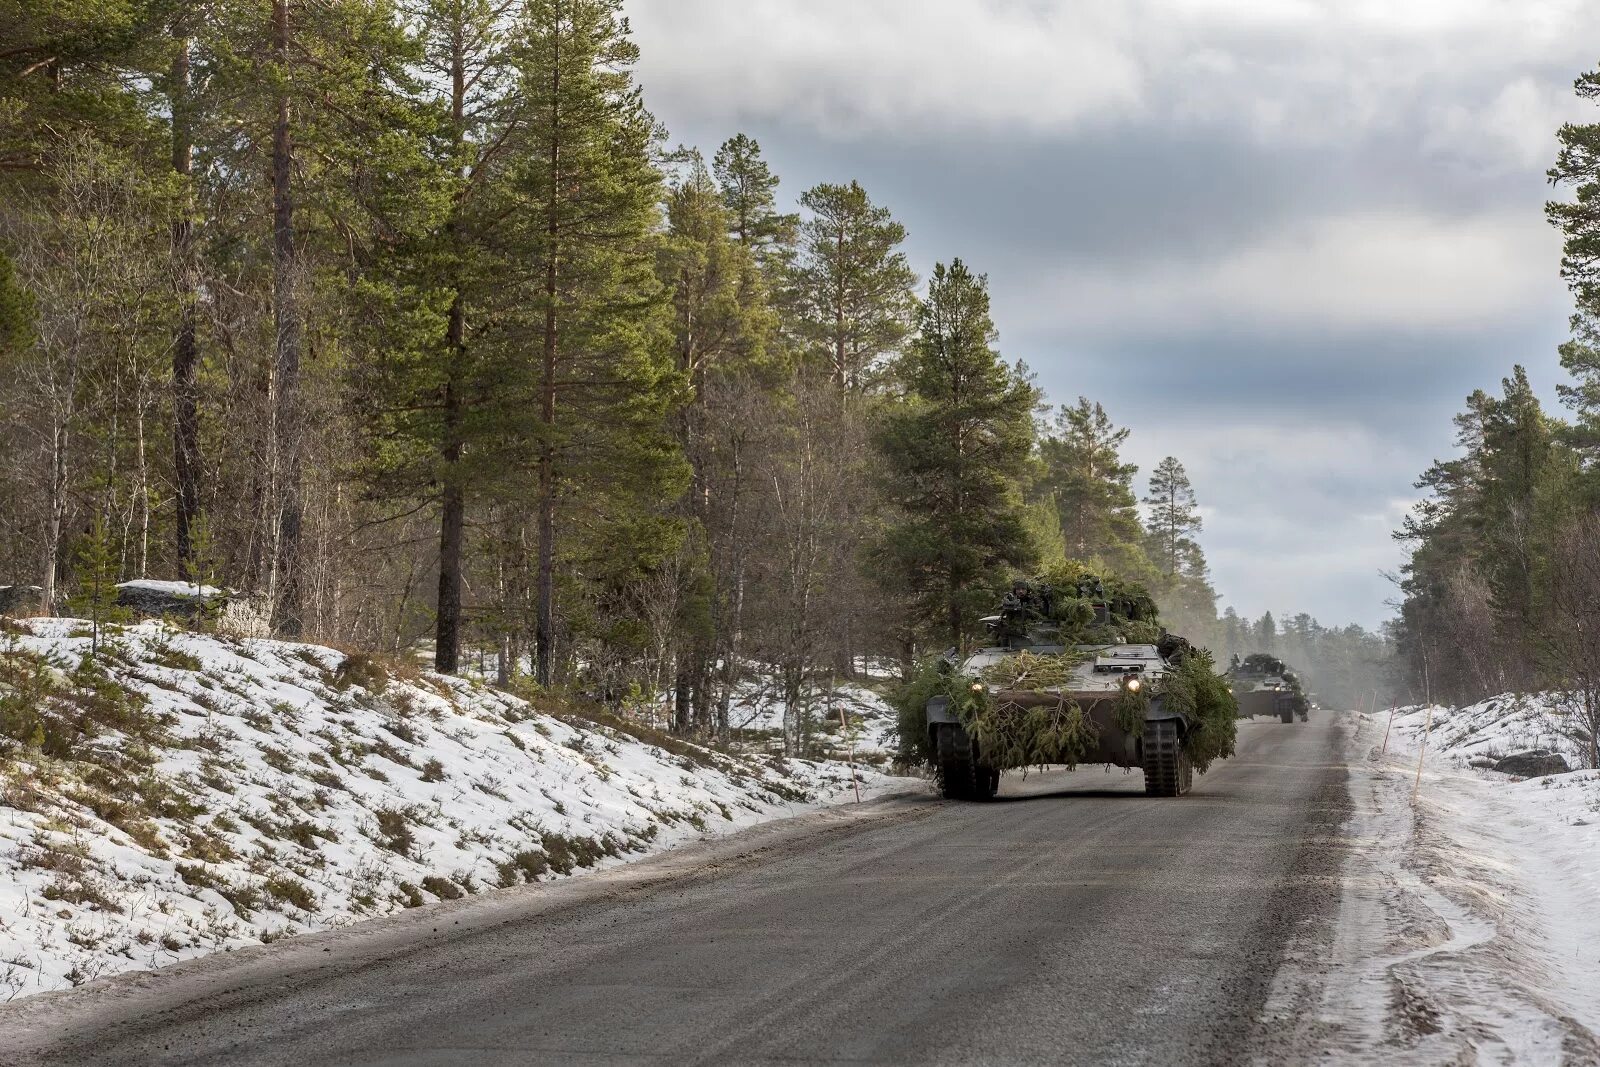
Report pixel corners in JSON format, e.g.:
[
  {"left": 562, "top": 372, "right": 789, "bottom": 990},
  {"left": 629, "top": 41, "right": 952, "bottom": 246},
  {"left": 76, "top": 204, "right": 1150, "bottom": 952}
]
[{"left": 873, "top": 260, "right": 1038, "bottom": 647}]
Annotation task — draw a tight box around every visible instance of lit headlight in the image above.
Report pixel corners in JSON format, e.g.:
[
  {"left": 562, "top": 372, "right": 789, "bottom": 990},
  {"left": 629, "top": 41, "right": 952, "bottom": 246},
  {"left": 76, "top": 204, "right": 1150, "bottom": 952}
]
[
  {"left": 970, "top": 682, "right": 985, "bottom": 693},
  {"left": 1125, "top": 677, "right": 1141, "bottom": 693}
]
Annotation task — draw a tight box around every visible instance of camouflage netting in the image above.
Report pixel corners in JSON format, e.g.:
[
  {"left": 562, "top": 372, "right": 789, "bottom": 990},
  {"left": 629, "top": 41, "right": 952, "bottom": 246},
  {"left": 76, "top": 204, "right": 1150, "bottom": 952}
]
[
  {"left": 1000, "top": 566, "right": 1163, "bottom": 646},
  {"left": 1160, "top": 648, "right": 1238, "bottom": 771},
  {"left": 894, "top": 568, "right": 1239, "bottom": 773}
]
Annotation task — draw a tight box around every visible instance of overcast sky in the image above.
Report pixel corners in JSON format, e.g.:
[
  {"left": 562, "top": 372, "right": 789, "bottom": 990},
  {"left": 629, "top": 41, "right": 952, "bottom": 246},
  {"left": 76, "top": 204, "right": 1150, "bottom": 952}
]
[{"left": 627, "top": 0, "right": 1600, "bottom": 630}]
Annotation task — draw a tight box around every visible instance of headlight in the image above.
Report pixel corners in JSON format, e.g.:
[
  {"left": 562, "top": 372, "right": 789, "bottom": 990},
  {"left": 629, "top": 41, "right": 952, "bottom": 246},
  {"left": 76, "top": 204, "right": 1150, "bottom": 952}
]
[
  {"left": 970, "top": 682, "right": 985, "bottom": 693},
  {"left": 1125, "top": 677, "right": 1141, "bottom": 693}
]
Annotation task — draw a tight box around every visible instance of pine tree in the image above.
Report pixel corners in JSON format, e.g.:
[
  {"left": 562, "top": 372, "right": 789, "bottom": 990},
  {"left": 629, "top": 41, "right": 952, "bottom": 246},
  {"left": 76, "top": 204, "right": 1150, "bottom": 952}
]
[
  {"left": 510, "top": 0, "right": 686, "bottom": 687},
  {"left": 712, "top": 134, "right": 797, "bottom": 266},
  {"left": 657, "top": 151, "right": 776, "bottom": 728},
  {"left": 1039, "top": 398, "right": 1152, "bottom": 577},
  {"left": 1143, "top": 456, "right": 1202, "bottom": 578},
  {"left": 1256, "top": 611, "right": 1277, "bottom": 651},
  {"left": 69, "top": 515, "right": 129, "bottom": 657},
  {"left": 790, "top": 181, "right": 916, "bottom": 392},
  {"left": 874, "top": 260, "right": 1038, "bottom": 647}
]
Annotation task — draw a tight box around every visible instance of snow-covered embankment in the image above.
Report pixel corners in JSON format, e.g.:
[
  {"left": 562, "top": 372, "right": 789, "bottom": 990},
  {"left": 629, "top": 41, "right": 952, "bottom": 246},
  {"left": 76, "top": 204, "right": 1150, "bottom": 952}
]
[
  {"left": 0, "top": 618, "right": 913, "bottom": 999},
  {"left": 1336, "top": 697, "right": 1600, "bottom": 1060}
]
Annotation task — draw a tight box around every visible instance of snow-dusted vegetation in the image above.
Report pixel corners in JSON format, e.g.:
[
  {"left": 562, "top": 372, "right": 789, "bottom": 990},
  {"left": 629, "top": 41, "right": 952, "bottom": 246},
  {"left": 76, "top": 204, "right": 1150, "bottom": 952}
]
[{"left": 0, "top": 618, "right": 909, "bottom": 1000}]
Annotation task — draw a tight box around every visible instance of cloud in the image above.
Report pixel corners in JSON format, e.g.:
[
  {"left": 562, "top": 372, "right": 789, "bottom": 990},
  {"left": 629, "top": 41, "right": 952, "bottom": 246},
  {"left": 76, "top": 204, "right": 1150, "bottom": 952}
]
[
  {"left": 629, "top": 0, "right": 1599, "bottom": 146},
  {"left": 1012, "top": 210, "right": 1566, "bottom": 337},
  {"left": 629, "top": 1, "right": 1145, "bottom": 137},
  {"left": 1121, "top": 418, "right": 1419, "bottom": 627}
]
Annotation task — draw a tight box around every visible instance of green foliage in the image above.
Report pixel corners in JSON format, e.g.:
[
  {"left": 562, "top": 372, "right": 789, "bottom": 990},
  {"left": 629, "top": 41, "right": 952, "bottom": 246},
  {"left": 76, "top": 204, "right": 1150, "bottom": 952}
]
[
  {"left": 1038, "top": 399, "right": 1156, "bottom": 581},
  {"left": 1158, "top": 650, "right": 1237, "bottom": 772},
  {"left": 966, "top": 699, "right": 1098, "bottom": 771},
  {"left": 978, "top": 649, "right": 1087, "bottom": 689},
  {"left": 0, "top": 249, "right": 36, "bottom": 356},
  {"left": 67, "top": 516, "right": 131, "bottom": 656},
  {"left": 713, "top": 134, "right": 798, "bottom": 264},
  {"left": 873, "top": 259, "right": 1040, "bottom": 647},
  {"left": 790, "top": 180, "right": 917, "bottom": 390},
  {"left": 890, "top": 657, "right": 985, "bottom": 766},
  {"left": 0, "top": 639, "right": 59, "bottom": 753}
]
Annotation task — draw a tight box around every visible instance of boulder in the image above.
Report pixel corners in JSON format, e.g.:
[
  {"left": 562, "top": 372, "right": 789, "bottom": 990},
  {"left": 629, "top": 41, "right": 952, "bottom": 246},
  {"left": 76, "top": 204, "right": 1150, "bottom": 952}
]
[
  {"left": 0, "top": 585, "right": 44, "bottom": 616},
  {"left": 114, "top": 580, "right": 271, "bottom": 638},
  {"left": 1491, "top": 750, "right": 1570, "bottom": 777},
  {"left": 116, "top": 579, "right": 223, "bottom": 621}
]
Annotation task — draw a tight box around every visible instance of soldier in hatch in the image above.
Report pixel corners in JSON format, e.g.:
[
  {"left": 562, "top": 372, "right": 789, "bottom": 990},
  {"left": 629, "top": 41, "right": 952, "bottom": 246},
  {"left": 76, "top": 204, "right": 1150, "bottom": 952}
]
[{"left": 999, "top": 579, "right": 1040, "bottom": 644}]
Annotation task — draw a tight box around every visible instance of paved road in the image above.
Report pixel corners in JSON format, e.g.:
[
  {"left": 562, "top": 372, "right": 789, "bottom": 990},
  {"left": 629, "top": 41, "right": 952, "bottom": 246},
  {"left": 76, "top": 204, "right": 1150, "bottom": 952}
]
[{"left": 6, "top": 719, "right": 1349, "bottom": 1066}]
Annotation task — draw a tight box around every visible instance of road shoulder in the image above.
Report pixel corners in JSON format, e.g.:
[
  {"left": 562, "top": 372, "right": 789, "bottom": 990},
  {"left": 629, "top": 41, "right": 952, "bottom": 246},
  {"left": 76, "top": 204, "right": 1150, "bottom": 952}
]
[{"left": 1255, "top": 713, "right": 1600, "bottom": 1064}]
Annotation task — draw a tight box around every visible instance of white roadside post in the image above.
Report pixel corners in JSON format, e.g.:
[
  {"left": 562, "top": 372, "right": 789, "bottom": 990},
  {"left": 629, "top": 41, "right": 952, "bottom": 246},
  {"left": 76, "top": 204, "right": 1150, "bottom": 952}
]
[{"left": 1412, "top": 703, "right": 1434, "bottom": 798}]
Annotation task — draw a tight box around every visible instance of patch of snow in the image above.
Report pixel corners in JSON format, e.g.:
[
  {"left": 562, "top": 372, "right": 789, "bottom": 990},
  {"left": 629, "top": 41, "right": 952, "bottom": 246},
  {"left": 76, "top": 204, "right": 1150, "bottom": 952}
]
[
  {"left": 0, "top": 619, "right": 916, "bottom": 1000},
  {"left": 115, "top": 580, "right": 224, "bottom": 599}
]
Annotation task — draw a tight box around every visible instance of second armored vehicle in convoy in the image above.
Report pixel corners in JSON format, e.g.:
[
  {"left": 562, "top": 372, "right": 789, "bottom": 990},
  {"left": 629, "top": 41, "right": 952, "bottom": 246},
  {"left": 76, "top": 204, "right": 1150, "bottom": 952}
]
[{"left": 1225, "top": 653, "right": 1309, "bottom": 724}]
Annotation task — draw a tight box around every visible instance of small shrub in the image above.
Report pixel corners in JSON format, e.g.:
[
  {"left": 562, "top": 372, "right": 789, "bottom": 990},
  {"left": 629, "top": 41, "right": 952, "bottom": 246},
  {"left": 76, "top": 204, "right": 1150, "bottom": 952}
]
[
  {"left": 420, "top": 875, "right": 463, "bottom": 901},
  {"left": 495, "top": 850, "right": 548, "bottom": 887},
  {"left": 419, "top": 758, "right": 446, "bottom": 783},
  {"left": 373, "top": 806, "right": 415, "bottom": 857},
  {"left": 263, "top": 875, "right": 317, "bottom": 912}
]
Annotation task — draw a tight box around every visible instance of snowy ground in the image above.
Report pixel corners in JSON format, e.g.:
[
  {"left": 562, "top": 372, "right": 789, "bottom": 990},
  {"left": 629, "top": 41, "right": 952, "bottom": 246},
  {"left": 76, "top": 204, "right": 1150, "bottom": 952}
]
[
  {"left": 0, "top": 618, "right": 915, "bottom": 1000},
  {"left": 1263, "top": 699, "right": 1600, "bottom": 1063},
  {"left": 721, "top": 671, "right": 901, "bottom": 760}
]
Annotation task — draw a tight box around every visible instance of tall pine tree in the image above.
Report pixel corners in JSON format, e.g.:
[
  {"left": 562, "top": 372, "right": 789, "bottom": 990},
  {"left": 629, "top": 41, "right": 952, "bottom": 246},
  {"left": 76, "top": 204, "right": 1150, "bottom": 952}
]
[
  {"left": 510, "top": 0, "right": 685, "bottom": 686},
  {"left": 874, "top": 260, "right": 1037, "bottom": 647},
  {"left": 1143, "top": 456, "right": 1202, "bottom": 578},
  {"left": 789, "top": 180, "right": 915, "bottom": 393},
  {"left": 1039, "top": 398, "right": 1152, "bottom": 577}
]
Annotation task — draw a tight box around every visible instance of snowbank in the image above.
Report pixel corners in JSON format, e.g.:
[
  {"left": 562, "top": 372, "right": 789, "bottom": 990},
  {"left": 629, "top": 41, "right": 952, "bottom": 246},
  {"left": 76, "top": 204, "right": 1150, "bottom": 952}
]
[
  {"left": 0, "top": 618, "right": 912, "bottom": 1000},
  {"left": 1345, "top": 698, "right": 1600, "bottom": 1055}
]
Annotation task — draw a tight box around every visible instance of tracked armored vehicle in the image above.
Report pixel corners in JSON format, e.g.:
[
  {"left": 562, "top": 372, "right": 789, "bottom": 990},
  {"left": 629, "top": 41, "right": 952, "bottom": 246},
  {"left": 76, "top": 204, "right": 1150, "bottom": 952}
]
[
  {"left": 921, "top": 576, "right": 1235, "bottom": 800},
  {"left": 1226, "top": 653, "right": 1309, "bottom": 724}
]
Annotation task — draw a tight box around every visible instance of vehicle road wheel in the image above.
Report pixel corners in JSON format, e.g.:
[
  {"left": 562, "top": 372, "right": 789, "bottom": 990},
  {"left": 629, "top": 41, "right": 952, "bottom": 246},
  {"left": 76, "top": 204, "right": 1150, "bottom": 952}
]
[
  {"left": 1142, "top": 719, "right": 1190, "bottom": 797},
  {"left": 936, "top": 724, "right": 974, "bottom": 800}
]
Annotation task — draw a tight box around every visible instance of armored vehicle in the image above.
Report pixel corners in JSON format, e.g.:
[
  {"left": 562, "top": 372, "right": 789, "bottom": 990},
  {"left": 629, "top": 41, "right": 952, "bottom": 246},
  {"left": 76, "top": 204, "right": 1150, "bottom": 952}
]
[
  {"left": 1226, "top": 653, "right": 1309, "bottom": 724},
  {"left": 921, "top": 576, "right": 1234, "bottom": 800}
]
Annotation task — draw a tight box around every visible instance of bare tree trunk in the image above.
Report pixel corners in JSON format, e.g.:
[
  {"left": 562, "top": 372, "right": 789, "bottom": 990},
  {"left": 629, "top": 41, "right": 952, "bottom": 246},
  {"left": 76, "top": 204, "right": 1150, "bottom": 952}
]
[
  {"left": 171, "top": 27, "right": 203, "bottom": 577},
  {"left": 270, "top": 0, "right": 304, "bottom": 635},
  {"left": 135, "top": 399, "right": 149, "bottom": 575},
  {"left": 42, "top": 421, "right": 68, "bottom": 610},
  {"left": 435, "top": 38, "right": 468, "bottom": 674}
]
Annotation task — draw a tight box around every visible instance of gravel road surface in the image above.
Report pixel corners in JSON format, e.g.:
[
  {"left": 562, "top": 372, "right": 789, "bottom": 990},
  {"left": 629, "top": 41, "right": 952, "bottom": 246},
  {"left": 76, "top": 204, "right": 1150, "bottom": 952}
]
[{"left": 1, "top": 718, "right": 1350, "bottom": 1066}]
